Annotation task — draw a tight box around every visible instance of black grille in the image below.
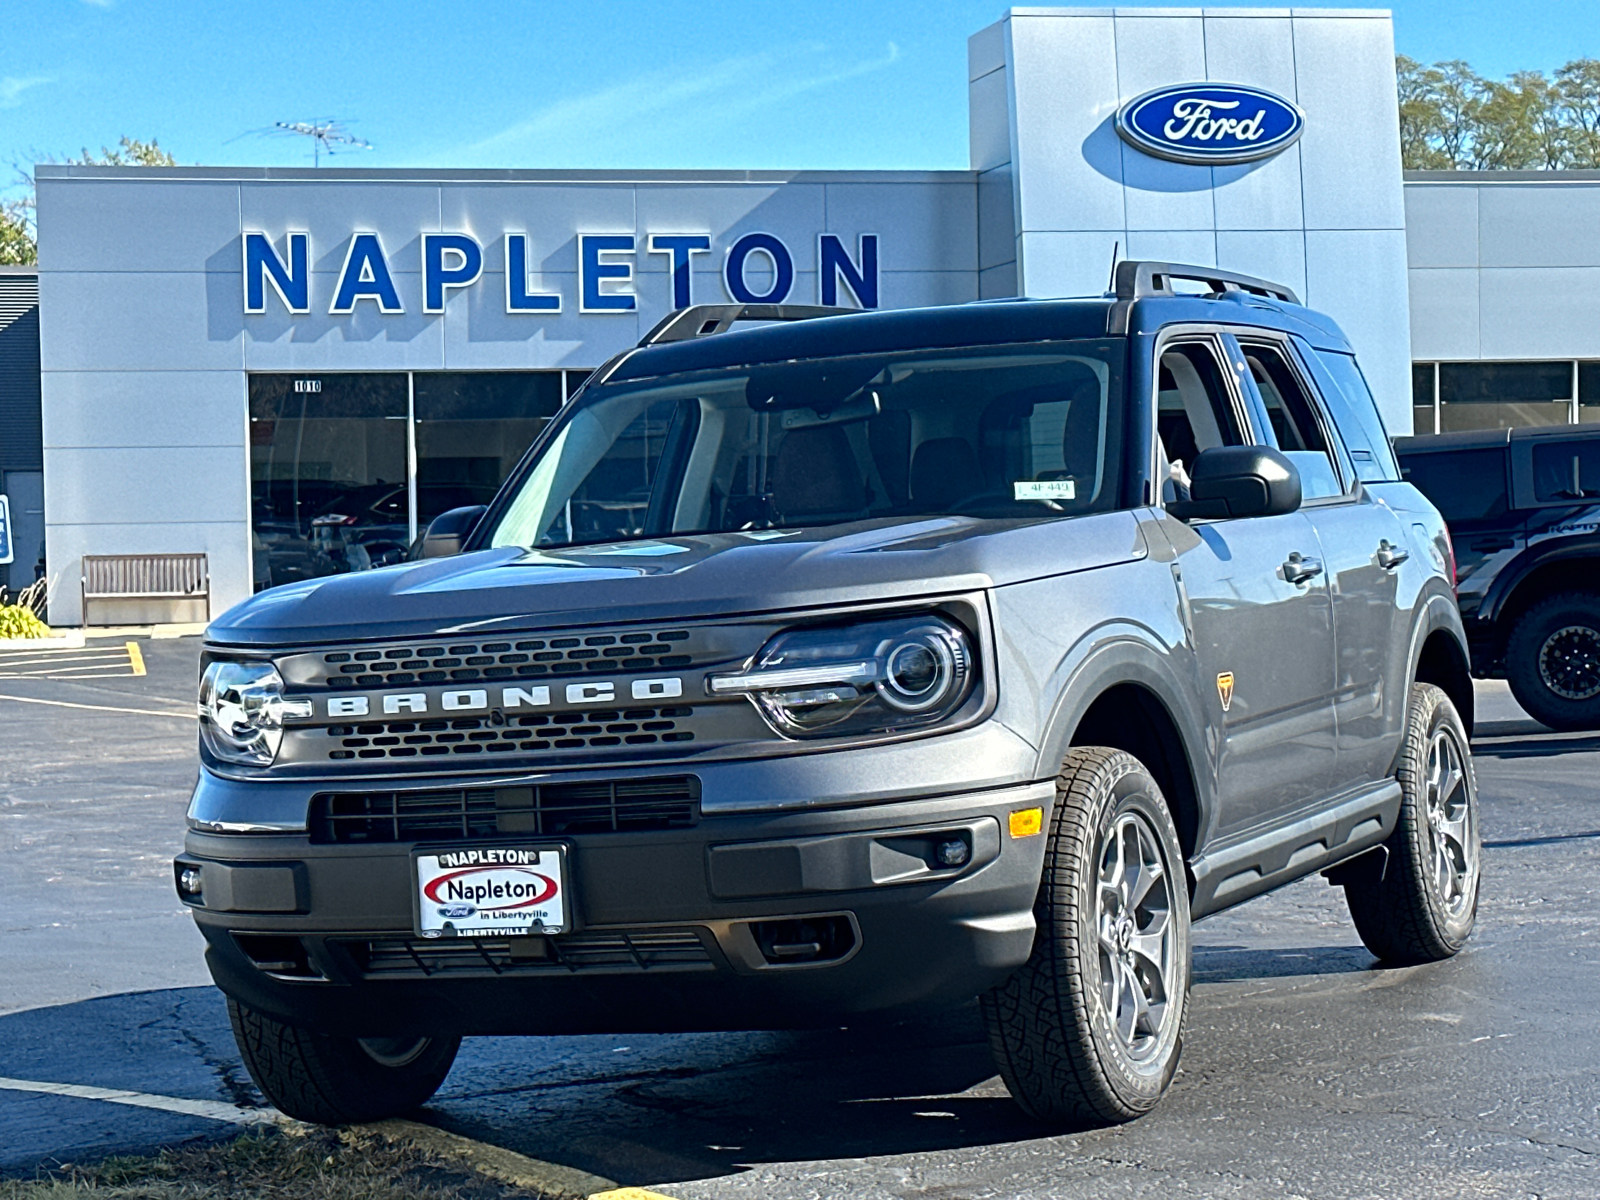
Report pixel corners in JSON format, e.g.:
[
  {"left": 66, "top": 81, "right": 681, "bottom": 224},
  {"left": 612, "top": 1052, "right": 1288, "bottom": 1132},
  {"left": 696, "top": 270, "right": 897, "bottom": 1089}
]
[
  {"left": 344, "top": 929, "right": 715, "bottom": 977},
  {"left": 318, "top": 632, "right": 695, "bottom": 690},
  {"left": 310, "top": 776, "right": 700, "bottom": 844},
  {"left": 325, "top": 706, "right": 694, "bottom": 762}
]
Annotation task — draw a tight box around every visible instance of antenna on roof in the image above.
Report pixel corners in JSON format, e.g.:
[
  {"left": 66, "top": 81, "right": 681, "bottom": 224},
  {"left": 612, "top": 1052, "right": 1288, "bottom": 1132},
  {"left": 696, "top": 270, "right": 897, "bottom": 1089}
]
[
  {"left": 265, "top": 119, "right": 374, "bottom": 167},
  {"left": 1106, "top": 240, "right": 1121, "bottom": 294}
]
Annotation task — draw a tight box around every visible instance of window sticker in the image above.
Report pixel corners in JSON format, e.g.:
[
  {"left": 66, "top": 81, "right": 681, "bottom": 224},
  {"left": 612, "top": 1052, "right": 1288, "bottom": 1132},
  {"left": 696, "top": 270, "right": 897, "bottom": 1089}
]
[{"left": 1014, "top": 480, "right": 1076, "bottom": 501}]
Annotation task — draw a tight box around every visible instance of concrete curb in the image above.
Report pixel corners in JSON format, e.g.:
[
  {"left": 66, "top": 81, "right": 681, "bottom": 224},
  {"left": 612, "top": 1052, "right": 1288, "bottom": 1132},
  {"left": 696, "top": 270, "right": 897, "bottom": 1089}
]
[
  {"left": 357, "top": 1118, "right": 681, "bottom": 1200},
  {"left": 0, "top": 633, "right": 85, "bottom": 650}
]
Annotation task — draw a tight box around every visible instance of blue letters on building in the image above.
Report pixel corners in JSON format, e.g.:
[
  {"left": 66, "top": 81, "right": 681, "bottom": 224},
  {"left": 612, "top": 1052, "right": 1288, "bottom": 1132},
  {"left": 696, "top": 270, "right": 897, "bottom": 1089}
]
[
  {"left": 243, "top": 232, "right": 310, "bottom": 313},
  {"left": 580, "top": 235, "right": 637, "bottom": 312},
  {"left": 1116, "top": 83, "right": 1305, "bottom": 166},
  {"left": 506, "top": 235, "right": 561, "bottom": 312},
  {"left": 725, "top": 233, "right": 794, "bottom": 305},
  {"left": 423, "top": 233, "right": 484, "bottom": 313},
  {"left": 331, "top": 233, "right": 404, "bottom": 313}
]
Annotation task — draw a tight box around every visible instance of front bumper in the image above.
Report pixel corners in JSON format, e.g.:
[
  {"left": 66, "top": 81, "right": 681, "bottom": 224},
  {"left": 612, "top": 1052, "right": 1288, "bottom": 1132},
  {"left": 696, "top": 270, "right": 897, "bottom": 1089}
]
[{"left": 178, "top": 780, "right": 1054, "bottom": 1037}]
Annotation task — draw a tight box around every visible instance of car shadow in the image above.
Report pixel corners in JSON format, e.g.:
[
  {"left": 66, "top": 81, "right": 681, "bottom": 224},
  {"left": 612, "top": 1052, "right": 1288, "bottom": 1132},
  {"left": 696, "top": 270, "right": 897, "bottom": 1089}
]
[{"left": 1190, "top": 943, "right": 1374, "bottom": 984}]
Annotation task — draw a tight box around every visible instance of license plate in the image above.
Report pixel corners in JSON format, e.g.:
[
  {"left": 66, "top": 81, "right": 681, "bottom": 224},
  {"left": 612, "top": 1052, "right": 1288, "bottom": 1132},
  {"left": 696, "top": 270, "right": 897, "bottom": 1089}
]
[{"left": 412, "top": 845, "right": 569, "bottom": 938}]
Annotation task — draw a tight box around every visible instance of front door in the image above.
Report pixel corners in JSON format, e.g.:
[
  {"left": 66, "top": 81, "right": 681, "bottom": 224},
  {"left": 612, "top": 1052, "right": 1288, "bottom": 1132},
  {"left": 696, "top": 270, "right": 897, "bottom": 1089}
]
[{"left": 1153, "top": 335, "right": 1340, "bottom": 838}]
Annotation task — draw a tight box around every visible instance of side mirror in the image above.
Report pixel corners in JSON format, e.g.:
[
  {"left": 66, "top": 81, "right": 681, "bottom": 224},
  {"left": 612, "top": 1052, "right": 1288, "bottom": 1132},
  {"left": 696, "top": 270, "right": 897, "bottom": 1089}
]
[
  {"left": 414, "top": 505, "right": 488, "bottom": 559},
  {"left": 1168, "top": 446, "right": 1301, "bottom": 521}
]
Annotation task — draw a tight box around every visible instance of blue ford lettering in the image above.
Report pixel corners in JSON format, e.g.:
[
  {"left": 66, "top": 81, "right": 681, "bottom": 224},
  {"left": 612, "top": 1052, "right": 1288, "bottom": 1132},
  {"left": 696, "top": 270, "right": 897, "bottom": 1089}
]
[{"left": 1116, "top": 83, "right": 1305, "bottom": 165}]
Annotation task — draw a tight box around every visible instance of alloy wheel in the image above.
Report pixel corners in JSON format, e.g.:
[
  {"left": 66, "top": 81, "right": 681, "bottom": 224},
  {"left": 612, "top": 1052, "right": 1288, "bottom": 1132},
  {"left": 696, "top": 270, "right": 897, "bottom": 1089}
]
[
  {"left": 1095, "top": 811, "right": 1177, "bottom": 1064},
  {"left": 1537, "top": 624, "right": 1600, "bottom": 701},
  {"left": 1422, "top": 724, "right": 1478, "bottom": 918}
]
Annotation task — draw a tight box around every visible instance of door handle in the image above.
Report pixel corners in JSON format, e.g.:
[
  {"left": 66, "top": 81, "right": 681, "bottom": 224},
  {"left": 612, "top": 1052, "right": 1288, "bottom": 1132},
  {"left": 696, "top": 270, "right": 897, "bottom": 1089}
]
[
  {"left": 1470, "top": 537, "right": 1514, "bottom": 553},
  {"left": 1282, "top": 552, "right": 1323, "bottom": 584},
  {"left": 1375, "top": 539, "right": 1409, "bottom": 570}
]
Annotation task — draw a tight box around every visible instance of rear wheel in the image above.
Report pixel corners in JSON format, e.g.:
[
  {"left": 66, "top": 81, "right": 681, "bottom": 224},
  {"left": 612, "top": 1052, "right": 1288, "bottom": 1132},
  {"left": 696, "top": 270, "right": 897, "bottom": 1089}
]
[
  {"left": 1341, "top": 683, "right": 1480, "bottom": 965},
  {"left": 228, "top": 999, "right": 460, "bottom": 1124},
  {"left": 982, "top": 747, "right": 1190, "bottom": 1126},
  {"left": 1506, "top": 592, "right": 1600, "bottom": 730}
]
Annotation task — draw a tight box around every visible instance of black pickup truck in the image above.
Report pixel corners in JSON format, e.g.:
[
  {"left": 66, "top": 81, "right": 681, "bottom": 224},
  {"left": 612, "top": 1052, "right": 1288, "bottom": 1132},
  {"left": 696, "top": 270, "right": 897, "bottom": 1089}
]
[{"left": 1396, "top": 425, "right": 1600, "bottom": 729}]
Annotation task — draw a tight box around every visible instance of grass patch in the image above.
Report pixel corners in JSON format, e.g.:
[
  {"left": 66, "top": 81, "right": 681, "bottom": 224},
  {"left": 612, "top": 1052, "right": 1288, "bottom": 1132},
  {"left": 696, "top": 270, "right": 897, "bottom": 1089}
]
[{"left": 0, "top": 1124, "right": 546, "bottom": 1200}]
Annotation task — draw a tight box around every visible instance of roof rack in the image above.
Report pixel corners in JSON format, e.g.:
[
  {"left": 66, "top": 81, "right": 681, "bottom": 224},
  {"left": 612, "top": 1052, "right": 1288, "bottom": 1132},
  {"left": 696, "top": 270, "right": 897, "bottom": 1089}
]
[
  {"left": 638, "top": 303, "right": 855, "bottom": 347},
  {"left": 1112, "top": 260, "right": 1300, "bottom": 306}
]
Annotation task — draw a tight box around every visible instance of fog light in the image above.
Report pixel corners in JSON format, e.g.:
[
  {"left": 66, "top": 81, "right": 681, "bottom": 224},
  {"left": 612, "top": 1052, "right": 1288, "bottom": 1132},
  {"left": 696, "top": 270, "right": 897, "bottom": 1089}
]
[
  {"left": 177, "top": 866, "right": 203, "bottom": 899},
  {"left": 935, "top": 838, "right": 970, "bottom": 867}
]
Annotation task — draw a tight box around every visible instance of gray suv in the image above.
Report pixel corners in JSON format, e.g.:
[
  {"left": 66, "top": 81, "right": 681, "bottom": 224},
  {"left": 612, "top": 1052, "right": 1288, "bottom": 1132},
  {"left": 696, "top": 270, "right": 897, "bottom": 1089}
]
[{"left": 178, "top": 262, "right": 1480, "bottom": 1128}]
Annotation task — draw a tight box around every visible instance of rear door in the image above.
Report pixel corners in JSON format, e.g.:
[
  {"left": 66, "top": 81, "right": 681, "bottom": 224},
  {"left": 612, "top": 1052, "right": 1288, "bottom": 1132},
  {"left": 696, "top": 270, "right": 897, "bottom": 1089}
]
[
  {"left": 1156, "top": 332, "right": 1340, "bottom": 838},
  {"left": 1232, "top": 333, "right": 1409, "bottom": 795}
]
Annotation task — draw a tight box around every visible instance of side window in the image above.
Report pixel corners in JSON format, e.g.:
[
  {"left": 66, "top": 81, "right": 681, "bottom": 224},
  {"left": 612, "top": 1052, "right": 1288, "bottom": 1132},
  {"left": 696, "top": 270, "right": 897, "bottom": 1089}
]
[
  {"left": 1240, "top": 343, "right": 1347, "bottom": 501},
  {"left": 1311, "top": 350, "right": 1400, "bottom": 483},
  {"left": 1531, "top": 439, "right": 1600, "bottom": 504},
  {"left": 1399, "top": 448, "right": 1509, "bottom": 521},
  {"left": 1157, "top": 342, "right": 1245, "bottom": 485}
]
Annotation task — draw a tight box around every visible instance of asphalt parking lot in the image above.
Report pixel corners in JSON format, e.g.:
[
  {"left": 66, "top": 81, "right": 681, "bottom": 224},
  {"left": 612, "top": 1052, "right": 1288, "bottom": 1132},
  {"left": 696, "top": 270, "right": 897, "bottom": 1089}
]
[{"left": 1, "top": 636, "right": 1596, "bottom": 1198}]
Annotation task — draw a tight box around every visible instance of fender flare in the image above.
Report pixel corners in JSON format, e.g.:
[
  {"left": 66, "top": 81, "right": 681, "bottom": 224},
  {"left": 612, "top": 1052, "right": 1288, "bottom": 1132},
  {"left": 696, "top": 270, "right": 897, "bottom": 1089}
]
[
  {"left": 1031, "top": 623, "right": 1217, "bottom": 840},
  {"left": 1405, "top": 584, "right": 1474, "bottom": 737},
  {"left": 1479, "top": 534, "right": 1600, "bottom": 625}
]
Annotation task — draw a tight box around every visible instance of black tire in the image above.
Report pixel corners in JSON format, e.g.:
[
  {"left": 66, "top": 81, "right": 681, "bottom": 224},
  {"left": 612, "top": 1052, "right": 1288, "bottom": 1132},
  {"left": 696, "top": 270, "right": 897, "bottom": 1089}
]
[
  {"left": 981, "top": 747, "right": 1191, "bottom": 1126},
  {"left": 1505, "top": 592, "right": 1600, "bottom": 731},
  {"left": 1342, "top": 684, "right": 1481, "bottom": 966},
  {"left": 228, "top": 999, "right": 460, "bottom": 1125}
]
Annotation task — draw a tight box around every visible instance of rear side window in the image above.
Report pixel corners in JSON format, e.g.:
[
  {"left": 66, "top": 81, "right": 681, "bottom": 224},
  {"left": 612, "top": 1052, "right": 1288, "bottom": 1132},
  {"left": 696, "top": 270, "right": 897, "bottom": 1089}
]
[
  {"left": 1313, "top": 351, "right": 1401, "bottom": 483},
  {"left": 1240, "top": 343, "right": 1346, "bottom": 500},
  {"left": 1399, "top": 448, "right": 1509, "bottom": 521},
  {"left": 1531, "top": 439, "right": 1600, "bottom": 503}
]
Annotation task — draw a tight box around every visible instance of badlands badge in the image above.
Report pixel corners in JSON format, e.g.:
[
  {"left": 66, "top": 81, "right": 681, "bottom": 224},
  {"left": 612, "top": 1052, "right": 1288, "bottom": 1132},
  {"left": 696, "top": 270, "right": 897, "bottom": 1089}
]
[{"left": 1217, "top": 671, "right": 1235, "bottom": 713}]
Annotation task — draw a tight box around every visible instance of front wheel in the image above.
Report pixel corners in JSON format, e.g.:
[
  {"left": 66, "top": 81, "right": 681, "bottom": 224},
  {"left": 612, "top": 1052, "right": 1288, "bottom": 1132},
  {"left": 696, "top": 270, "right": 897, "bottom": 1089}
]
[
  {"left": 1341, "top": 683, "right": 1481, "bottom": 965},
  {"left": 229, "top": 999, "right": 460, "bottom": 1124},
  {"left": 982, "top": 747, "right": 1191, "bottom": 1126}
]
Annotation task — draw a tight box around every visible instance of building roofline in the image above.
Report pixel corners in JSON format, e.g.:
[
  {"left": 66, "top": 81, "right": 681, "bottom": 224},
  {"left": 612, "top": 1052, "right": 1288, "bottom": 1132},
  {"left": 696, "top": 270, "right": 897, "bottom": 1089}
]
[
  {"left": 1405, "top": 169, "right": 1600, "bottom": 184},
  {"left": 33, "top": 165, "right": 978, "bottom": 185}
]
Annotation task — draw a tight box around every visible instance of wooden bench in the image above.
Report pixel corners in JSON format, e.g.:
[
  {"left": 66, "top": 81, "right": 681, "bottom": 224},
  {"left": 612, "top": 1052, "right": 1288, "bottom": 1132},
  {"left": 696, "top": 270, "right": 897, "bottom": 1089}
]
[{"left": 81, "top": 553, "right": 210, "bottom": 625}]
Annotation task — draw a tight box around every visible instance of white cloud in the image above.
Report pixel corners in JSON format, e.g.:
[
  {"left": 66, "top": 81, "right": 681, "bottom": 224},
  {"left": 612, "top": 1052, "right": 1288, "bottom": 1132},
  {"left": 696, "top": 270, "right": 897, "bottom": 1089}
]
[
  {"left": 469, "top": 42, "right": 903, "bottom": 159},
  {"left": 81, "top": 0, "right": 115, "bottom": 8},
  {"left": 0, "top": 76, "right": 53, "bottom": 109}
]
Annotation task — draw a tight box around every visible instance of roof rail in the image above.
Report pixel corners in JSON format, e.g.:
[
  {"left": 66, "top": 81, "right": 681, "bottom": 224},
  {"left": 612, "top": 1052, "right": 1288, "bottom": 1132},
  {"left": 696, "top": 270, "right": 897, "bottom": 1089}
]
[
  {"left": 1112, "top": 260, "right": 1300, "bottom": 306},
  {"left": 638, "top": 303, "right": 855, "bottom": 347}
]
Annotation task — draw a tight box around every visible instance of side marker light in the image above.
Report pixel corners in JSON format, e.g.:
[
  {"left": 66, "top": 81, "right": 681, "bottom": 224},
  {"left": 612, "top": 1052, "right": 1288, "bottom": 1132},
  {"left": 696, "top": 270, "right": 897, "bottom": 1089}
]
[{"left": 1009, "top": 808, "right": 1043, "bottom": 839}]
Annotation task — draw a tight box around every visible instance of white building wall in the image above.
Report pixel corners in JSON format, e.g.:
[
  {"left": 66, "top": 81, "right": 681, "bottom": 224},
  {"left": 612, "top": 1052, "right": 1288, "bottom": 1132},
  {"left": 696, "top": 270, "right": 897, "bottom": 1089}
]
[
  {"left": 975, "top": 6, "right": 1414, "bottom": 434},
  {"left": 35, "top": 168, "right": 979, "bottom": 625},
  {"left": 1406, "top": 174, "right": 1600, "bottom": 363}
]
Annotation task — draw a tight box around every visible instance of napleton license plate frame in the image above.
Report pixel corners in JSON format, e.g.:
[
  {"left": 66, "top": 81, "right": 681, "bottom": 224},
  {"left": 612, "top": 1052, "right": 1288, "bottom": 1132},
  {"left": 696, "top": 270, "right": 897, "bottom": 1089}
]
[{"left": 410, "top": 844, "right": 571, "bottom": 939}]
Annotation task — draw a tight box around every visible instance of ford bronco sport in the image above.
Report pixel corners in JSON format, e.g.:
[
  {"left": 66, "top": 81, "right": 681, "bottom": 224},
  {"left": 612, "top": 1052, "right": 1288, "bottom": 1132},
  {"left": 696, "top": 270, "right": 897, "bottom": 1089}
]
[{"left": 178, "top": 262, "right": 1481, "bottom": 1127}]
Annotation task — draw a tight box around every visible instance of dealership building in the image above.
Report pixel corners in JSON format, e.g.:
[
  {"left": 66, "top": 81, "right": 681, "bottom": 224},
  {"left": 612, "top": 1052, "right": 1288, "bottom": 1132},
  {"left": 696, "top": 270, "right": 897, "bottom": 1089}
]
[{"left": 8, "top": 5, "right": 1600, "bottom": 624}]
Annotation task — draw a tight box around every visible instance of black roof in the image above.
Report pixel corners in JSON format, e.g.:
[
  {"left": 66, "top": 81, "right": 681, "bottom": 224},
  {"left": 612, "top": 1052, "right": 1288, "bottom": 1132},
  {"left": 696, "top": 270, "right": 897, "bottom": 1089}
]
[{"left": 1397, "top": 425, "right": 1600, "bottom": 455}]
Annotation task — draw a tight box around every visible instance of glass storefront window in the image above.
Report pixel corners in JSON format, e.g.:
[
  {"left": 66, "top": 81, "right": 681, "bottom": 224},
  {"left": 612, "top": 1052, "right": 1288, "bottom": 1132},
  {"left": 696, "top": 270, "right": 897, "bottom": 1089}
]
[
  {"left": 1437, "top": 361, "right": 1572, "bottom": 432},
  {"left": 249, "top": 375, "right": 408, "bottom": 590},
  {"left": 412, "top": 373, "right": 565, "bottom": 529},
  {"left": 1578, "top": 362, "right": 1600, "bottom": 424},
  {"left": 248, "top": 371, "right": 576, "bottom": 592},
  {"left": 1411, "top": 362, "right": 1437, "bottom": 436}
]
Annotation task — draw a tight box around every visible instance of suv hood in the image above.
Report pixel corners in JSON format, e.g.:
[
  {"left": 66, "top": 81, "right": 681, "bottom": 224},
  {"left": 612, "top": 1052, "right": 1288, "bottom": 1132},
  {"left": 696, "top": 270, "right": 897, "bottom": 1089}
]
[{"left": 210, "top": 511, "right": 1147, "bottom": 647}]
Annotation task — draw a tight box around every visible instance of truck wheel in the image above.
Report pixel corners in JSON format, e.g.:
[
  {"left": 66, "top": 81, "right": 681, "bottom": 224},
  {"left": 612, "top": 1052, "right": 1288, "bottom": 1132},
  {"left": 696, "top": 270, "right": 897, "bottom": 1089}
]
[
  {"left": 228, "top": 999, "right": 460, "bottom": 1125},
  {"left": 981, "top": 747, "right": 1190, "bottom": 1126},
  {"left": 1506, "top": 592, "right": 1600, "bottom": 730},
  {"left": 1342, "top": 684, "right": 1480, "bottom": 966}
]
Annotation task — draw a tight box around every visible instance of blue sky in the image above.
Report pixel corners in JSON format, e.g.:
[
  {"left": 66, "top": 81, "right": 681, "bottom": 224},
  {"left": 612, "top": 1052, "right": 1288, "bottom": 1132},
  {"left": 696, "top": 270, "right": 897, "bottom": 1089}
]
[{"left": 4, "top": 0, "right": 1598, "bottom": 188}]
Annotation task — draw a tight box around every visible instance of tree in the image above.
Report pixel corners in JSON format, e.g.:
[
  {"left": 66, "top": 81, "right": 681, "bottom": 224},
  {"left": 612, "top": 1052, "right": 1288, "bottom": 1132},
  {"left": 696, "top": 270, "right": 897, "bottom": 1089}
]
[
  {"left": 0, "top": 136, "right": 176, "bottom": 265},
  {"left": 1397, "top": 55, "right": 1600, "bottom": 171}
]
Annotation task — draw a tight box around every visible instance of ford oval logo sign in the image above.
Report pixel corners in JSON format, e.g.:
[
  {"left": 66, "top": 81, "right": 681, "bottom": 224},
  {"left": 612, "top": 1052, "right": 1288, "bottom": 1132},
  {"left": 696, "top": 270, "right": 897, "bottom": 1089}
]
[{"left": 1116, "top": 83, "right": 1305, "bottom": 166}]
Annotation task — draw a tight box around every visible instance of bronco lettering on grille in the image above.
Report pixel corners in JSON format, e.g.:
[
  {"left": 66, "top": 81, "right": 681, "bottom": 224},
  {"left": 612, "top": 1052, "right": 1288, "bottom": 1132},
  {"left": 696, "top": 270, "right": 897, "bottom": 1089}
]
[{"left": 319, "top": 677, "right": 685, "bottom": 719}]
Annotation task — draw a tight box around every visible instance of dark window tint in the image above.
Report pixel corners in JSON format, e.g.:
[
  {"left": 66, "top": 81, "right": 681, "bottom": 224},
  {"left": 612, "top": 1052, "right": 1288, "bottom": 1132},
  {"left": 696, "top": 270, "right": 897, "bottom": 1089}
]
[
  {"left": 413, "top": 372, "right": 564, "bottom": 526},
  {"left": 1399, "top": 448, "right": 1509, "bottom": 521},
  {"left": 1157, "top": 342, "right": 1244, "bottom": 468},
  {"left": 248, "top": 374, "right": 408, "bottom": 590},
  {"left": 1578, "top": 362, "right": 1600, "bottom": 424},
  {"left": 1317, "top": 351, "right": 1401, "bottom": 483},
  {"left": 1439, "top": 361, "right": 1571, "bottom": 432},
  {"left": 1531, "top": 439, "right": 1600, "bottom": 503}
]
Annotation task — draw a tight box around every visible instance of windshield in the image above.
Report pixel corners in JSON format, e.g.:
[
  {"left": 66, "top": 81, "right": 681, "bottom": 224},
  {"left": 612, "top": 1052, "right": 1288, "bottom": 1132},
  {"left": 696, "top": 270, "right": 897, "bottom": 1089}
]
[{"left": 488, "top": 339, "right": 1126, "bottom": 550}]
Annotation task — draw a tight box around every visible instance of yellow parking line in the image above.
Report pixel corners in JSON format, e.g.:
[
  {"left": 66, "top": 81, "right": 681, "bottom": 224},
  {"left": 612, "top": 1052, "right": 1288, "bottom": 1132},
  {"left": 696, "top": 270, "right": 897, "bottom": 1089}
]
[{"left": 126, "top": 641, "right": 146, "bottom": 676}]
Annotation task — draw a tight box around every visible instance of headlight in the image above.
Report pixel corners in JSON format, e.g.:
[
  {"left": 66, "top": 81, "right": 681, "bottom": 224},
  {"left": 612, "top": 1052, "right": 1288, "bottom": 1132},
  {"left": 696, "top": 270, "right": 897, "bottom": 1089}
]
[
  {"left": 710, "top": 615, "right": 975, "bottom": 737},
  {"left": 198, "top": 660, "right": 311, "bottom": 766}
]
